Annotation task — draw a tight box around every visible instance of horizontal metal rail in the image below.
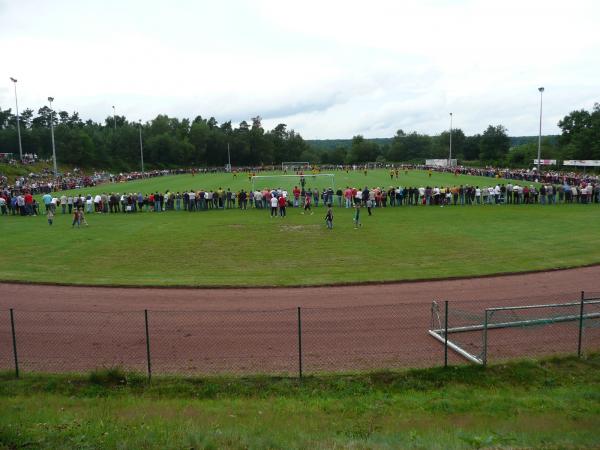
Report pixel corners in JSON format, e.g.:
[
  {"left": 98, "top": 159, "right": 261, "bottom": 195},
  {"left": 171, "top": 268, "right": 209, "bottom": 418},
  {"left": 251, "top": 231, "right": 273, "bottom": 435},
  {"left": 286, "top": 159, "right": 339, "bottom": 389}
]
[
  {"left": 486, "top": 299, "right": 600, "bottom": 312},
  {"left": 432, "top": 311, "right": 600, "bottom": 334},
  {"left": 428, "top": 330, "right": 482, "bottom": 364}
]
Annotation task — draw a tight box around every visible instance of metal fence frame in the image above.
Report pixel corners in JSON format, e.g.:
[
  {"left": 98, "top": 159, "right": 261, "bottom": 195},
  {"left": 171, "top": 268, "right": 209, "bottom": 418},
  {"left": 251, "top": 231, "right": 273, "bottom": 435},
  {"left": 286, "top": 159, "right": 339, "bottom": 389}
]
[
  {"left": 429, "top": 292, "right": 600, "bottom": 367},
  {"left": 2, "top": 293, "right": 600, "bottom": 379}
]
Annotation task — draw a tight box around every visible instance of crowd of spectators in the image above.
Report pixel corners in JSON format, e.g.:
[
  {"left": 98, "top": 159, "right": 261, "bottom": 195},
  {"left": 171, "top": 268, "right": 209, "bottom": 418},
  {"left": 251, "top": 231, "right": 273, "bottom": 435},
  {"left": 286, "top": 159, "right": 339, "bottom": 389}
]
[{"left": 3, "top": 163, "right": 600, "bottom": 218}]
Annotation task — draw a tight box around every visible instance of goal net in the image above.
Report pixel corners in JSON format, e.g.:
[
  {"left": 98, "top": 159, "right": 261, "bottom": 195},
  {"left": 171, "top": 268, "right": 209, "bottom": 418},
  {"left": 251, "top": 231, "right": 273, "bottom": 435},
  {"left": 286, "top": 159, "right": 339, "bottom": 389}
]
[
  {"left": 250, "top": 174, "right": 337, "bottom": 204},
  {"left": 429, "top": 297, "right": 600, "bottom": 365},
  {"left": 281, "top": 161, "right": 310, "bottom": 172}
]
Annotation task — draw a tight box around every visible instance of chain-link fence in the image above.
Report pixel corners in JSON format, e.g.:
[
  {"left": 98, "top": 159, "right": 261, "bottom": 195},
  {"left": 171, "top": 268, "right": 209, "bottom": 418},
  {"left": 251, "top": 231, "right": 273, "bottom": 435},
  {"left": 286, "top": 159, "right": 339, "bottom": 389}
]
[
  {"left": 431, "top": 292, "right": 600, "bottom": 367},
  {"left": 581, "top": 292, "right": 600, "bottom": 359},
  {"left": 0, "top": 309, "right": 12, "bottom": 374},
  {"left": 1, "top": 292, "right": 599, "bottom": 378}
]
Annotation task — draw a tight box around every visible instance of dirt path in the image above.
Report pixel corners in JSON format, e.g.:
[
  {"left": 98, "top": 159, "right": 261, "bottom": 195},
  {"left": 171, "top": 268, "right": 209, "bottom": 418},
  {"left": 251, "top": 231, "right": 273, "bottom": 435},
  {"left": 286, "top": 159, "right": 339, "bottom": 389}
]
[{"left": 1, "top": 267, "right": 598, "bottom": 375}]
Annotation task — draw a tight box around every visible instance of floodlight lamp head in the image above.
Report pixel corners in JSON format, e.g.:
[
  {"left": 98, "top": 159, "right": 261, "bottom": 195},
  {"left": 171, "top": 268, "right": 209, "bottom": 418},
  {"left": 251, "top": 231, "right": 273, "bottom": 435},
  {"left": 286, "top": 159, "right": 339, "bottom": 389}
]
[
  {"left": 48, "top": 96, "right": 54, "bottom": 103},
  {"left": 10, "top": 77, "right": 17, "bottom": 83},
  {"left": 538, "top": 87, "right": 544, "bottom": 93}
]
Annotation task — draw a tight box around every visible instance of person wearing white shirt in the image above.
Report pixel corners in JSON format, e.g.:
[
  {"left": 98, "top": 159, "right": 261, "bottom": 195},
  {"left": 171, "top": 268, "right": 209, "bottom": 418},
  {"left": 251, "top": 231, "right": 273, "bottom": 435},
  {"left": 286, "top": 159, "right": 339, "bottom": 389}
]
[
  {"left": 254, "top": 191, "right": 263, "bottom": 208},
  {"left": 487, "top": 187, "right": 494, "bottom": 204},
  {"left": 418, "top": 187, "right": 425, "bottom": 204},
  {"left": 270, "top": 195, "right": 278, "bottom": 217},
  {"left": 475, "top": 187, "right": 481, "bottom": 204},
  {"left": 60, "top": 195, "right": 68, "bottom": 214},
  {"left": 188, "top": 191, "right": 196, "bottom": 212}
]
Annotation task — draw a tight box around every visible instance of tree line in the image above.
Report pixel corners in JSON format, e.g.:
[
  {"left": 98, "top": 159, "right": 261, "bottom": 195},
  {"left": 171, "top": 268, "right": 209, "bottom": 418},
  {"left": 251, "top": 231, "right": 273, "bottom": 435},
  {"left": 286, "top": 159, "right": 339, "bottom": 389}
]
[{"left": 0, "top": 103, "right": 598, "bottom": 170}]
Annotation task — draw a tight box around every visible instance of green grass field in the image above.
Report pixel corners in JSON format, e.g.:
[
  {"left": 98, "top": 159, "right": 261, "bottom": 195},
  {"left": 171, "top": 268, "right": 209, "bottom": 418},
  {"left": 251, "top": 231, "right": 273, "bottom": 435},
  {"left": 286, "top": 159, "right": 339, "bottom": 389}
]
[
  {"left": 2, "top": 169, "right": 597, "bottom": 287},
  {"left": 1, "top": 355, "right": 599, "bottom": 449},
  {"left": 50, "top": 169, "right": 540, "bottom": 198}
]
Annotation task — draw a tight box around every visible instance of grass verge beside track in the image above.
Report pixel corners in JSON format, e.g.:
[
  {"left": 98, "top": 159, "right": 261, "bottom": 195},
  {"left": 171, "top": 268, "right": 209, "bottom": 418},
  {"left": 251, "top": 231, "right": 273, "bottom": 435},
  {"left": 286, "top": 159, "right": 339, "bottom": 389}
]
[
  {"left": 1, "top": 355, "right": 599, "bottom": 449},
  {"left": 2, "top": 204, "right": 600, "bottom": 286}
]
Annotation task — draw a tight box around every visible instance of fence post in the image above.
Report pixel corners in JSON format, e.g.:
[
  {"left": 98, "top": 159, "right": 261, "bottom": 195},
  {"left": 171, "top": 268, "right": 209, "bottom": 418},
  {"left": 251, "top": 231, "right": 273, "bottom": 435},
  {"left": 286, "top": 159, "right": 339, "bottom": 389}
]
[
  {"left": 297, "top": 307, "right": 303, "bottom": 379},
  {"left": 578, "top": 291, "right": 585, "bottom": 358},
  {"left": 444, "top": 300, "right": 449, "bottom": 368},
  {"left": 144, "top": 309, "right": 152, "bottom": 381},
  {"left": 9, "top": 309, "right": 19, "bottom": 378},
  {"left": 482, "top": 309, "right": 488, "bottom": 367}
]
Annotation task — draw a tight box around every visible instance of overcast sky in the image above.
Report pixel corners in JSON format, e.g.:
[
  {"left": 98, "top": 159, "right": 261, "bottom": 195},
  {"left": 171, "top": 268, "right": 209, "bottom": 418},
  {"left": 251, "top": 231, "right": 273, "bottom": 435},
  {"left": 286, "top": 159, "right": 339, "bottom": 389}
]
[{"left": 1, "top": 0, "right": 598, "bottom": 138}]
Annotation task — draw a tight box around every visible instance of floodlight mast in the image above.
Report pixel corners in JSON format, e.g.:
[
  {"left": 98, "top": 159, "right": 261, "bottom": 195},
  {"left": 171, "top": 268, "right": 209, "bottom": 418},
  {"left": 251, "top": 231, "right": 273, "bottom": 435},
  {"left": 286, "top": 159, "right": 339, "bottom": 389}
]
[
  {"left": 10, "top": 77, "right": 23, "bottom": 160},
  {"left": 227, "top": 143, "right": 231, "bottom": 172},
  {"left": 139, "top": 120, "right": 145, "bottom": 176},
  {"left": 448, "top": 112, "right": 453, "bottom": 167},
  {"left": 48, "top": 97, "right": 58, "bottom": 178},
  {"left": 537, "top": 87, "right": 544, "bottom": 174}
]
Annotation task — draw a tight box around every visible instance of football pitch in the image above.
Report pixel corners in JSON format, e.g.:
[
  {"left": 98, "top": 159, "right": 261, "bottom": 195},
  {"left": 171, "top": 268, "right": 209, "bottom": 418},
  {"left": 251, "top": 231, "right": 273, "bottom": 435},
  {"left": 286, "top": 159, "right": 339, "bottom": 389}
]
[{"left": 2, "top": 169, "right": 599, "bottom": 287}]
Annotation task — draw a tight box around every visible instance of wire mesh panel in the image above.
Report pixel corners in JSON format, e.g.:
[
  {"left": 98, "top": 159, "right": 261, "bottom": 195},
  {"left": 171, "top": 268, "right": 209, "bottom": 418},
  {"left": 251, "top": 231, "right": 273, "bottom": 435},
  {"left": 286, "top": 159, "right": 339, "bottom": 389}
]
[
  {"left": 301, "top": 303, "right": 442, "bottom": 373},
  {"left": 12, "top": 310, "right": 146, "bottom": 373},
  {"left": 484, "top": 301, "right": 584, "bottom": 364},
  {"left": 434, "top": 301, "right": 486, "bottom": 365},
  {"left": 582, "top": 299, "right": 600, "bottom": 356},
  {"left": 0, "top": 310, "right": 12, "bottom": 372},
  {"left": 148, "top": 309, "right": 297, "bottom": 375}
]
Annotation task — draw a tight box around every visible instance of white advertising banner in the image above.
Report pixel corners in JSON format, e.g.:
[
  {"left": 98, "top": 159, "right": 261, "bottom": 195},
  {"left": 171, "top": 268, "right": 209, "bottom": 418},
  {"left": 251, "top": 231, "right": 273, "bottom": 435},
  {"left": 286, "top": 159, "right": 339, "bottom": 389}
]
[
  {"left": 563, "top": 160, "right": 600, "bottom": 167},
  {"left": 533, "top": 159, "right": 557, "bottom": 165},
  {"left": 426, "top": 159, "right": 457, "bottom": 167}
]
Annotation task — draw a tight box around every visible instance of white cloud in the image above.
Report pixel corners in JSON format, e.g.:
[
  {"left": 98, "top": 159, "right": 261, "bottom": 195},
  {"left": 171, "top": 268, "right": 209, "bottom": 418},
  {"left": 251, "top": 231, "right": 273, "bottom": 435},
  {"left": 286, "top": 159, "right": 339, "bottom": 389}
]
[{"left": 1, "top": 0, "right": 599, "bottom": 138}]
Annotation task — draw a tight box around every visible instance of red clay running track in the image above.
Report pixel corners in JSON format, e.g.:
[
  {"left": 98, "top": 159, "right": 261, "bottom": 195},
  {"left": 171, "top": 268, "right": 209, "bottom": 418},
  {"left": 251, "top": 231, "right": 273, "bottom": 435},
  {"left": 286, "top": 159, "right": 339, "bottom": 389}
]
[{"left": 1, "top": 266, "right": 599, "bottom": 375}]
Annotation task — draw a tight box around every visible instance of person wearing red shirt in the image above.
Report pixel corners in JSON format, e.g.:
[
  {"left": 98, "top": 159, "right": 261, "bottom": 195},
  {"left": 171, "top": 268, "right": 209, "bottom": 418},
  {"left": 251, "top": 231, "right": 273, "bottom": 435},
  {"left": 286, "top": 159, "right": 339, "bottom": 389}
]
[
  {"left": 278, "top": 195, "right": 287, "bottom": 217},
  {"left": 302, "top": 194, "right": 313, "bottom": 215},
  {"left": 24, "top": 192, "right": 33, "bottom": 216},
  {"left": 292, "top": 186, "right": 301, "bottom": 207}
]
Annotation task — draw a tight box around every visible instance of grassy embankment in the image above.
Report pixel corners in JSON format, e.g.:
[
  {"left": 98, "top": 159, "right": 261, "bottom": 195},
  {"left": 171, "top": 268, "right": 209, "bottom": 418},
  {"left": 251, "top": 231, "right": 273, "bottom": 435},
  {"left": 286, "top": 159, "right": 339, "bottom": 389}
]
[{"left": 1, "top": 355, "right": 599, "bottom": 449}]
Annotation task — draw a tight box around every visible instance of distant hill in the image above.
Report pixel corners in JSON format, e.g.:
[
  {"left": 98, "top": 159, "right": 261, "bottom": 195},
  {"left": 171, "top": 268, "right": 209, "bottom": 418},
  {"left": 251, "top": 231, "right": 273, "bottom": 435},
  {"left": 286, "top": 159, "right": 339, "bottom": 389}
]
[
  {"left": 509, "top": 135, "right": 559, "bottom": 147},
  {"left": 306, "top": 138, "right": 391, "bottom": 151},
  {"left": 307, "top": 136, "right": 559, "bottom": 150}
]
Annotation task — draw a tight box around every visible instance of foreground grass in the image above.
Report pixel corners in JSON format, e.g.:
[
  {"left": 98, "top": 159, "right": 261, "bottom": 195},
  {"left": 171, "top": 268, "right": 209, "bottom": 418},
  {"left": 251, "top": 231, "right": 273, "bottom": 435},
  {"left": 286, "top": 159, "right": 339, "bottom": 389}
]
[
  {"left": 1, "top": 203, "right": 600, "bottom": 286},
  {"left": 1, "top": 355, "right": 599, "bottom": 449}
]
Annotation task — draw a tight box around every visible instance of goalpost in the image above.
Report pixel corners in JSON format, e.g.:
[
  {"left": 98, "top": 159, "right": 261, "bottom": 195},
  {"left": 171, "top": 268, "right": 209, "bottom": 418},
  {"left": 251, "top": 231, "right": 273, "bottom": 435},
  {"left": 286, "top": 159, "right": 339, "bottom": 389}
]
[
  {"left": 428, "top": 298, "right": 600, "bottom": 365},
  {"left": 281, "top": 161, "right": 310, "bottom": 172},
  {"left": 251, "top": 173, "right": 336, "bottom": 198}
]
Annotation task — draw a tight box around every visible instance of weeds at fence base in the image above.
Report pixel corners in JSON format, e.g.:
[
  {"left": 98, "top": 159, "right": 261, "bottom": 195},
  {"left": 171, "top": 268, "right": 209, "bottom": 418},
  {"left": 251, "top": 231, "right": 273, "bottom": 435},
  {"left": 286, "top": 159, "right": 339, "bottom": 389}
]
[
  {"left": 88, "top": 367, "right": 146, "bottom": 388},
  {"left": 1, "top": 353, "right": 598, "bottom": 399}
]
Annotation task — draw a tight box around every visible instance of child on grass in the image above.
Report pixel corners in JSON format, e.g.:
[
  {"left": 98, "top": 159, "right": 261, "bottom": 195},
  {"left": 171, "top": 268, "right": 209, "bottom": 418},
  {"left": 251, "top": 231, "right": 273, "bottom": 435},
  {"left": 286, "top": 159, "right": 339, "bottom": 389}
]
[
  {"left": 325, "top": 204, "right": 333, "bottom": 229},
  {"left": 47, "top": 209, "right": 54, "bottom": 226},
  {"left": 72, "top": 209, "right": 80, "bottom": 228},
  {"left": 353, "top": 203, "right": 362, "bottom": 229}
]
